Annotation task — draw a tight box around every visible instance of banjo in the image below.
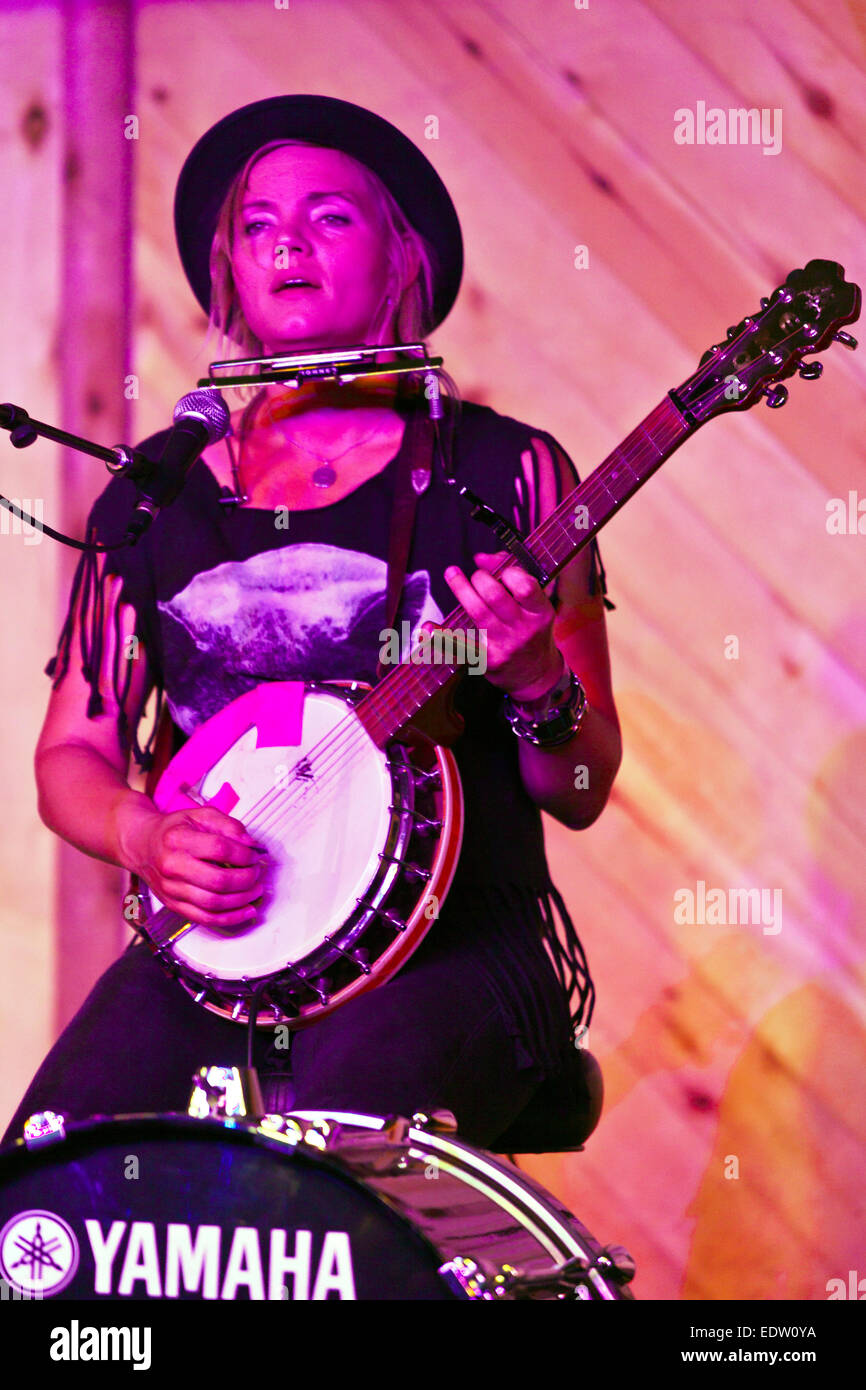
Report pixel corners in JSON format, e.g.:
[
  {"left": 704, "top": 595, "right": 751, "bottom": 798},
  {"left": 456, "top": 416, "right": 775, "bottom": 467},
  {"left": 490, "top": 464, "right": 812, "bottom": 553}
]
[{"left": 129, "top": 259, "right": 859, "bottom": 1030}]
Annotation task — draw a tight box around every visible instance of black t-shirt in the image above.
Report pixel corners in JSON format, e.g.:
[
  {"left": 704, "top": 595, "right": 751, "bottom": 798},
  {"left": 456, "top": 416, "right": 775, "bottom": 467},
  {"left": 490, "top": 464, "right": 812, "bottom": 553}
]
[{"left": 45, "top": 396, "right": 610, "bottom": 1064}]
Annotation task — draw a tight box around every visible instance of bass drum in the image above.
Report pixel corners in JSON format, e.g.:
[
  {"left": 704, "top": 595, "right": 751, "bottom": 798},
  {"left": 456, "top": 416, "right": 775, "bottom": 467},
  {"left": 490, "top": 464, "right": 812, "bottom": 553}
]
[{"left": 0, "top": 1109, "right": 635, "bottom": 1301}]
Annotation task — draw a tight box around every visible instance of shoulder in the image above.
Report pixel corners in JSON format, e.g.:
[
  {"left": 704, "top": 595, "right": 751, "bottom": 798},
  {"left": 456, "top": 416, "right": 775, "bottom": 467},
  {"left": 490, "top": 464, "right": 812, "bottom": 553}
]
[
  {"left": 453, "top": 400, "right": 578, "bottom": 532},
  {"left": 454, "top": 399, "right": 561, "bottom": 451}
]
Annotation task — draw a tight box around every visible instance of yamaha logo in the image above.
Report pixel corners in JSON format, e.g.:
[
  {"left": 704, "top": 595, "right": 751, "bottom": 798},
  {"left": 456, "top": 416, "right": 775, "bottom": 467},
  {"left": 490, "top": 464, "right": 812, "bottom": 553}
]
[
  {"left": 0, "top": 1209, "right": 79, "bottom": 1297},
  {"left": 0, "top": 1211, "right": 357, "bottom": 1299}
]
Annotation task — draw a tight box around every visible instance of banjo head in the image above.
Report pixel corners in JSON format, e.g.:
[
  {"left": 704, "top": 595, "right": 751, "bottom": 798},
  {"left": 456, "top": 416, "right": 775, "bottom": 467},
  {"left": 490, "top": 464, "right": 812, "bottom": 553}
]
[{"left": 139, "top": 681, "right": 462, "bottom": 1028}]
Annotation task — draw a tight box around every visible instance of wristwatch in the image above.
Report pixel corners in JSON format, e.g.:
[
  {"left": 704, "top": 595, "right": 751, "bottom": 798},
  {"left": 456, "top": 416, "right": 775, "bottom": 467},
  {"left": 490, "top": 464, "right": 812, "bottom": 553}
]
[{"left": 502, "top": 653, "right": 588, "bottom": 747}]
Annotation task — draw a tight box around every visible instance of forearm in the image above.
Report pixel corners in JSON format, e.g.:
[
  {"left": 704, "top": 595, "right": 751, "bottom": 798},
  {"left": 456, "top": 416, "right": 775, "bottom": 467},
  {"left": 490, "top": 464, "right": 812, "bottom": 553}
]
[
  {"left": 35, "top": 743, "right": 159, "bottom": 873},
  {"left": 515, "top": 700, "right": 622, "bottom": 829}
]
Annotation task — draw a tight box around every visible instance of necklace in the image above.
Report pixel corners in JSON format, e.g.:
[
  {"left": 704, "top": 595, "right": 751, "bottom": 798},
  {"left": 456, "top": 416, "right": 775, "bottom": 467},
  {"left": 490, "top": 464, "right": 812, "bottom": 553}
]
[
  {"left": 278, "top": 424, "right": 390, "bottom": 488},
  {"left": 220, "top": 387, "right": 396, "bottom": 504}
]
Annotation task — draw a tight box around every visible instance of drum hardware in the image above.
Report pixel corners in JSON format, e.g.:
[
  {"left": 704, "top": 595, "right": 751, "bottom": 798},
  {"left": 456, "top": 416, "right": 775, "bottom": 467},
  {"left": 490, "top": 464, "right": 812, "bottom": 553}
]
[
  {"left": 410, "top": 1109, "right": 460, "bottom": 1134},
  {"left": 21, "top": 1111, "right": 67, "bottom": 1150},
  {"left": 0, "top": 1104, "right": 636, "bottom": 1300},
  {"left": 487, "top": 1244, "right": 637, "bottom": 1299},
  {"left": 188, "top": 1065, "right": 264, "bottom": 1120},
  {"left": 256, "top": 1113, "right": 339, "bottom": 1154},
  {"left": 438, "top": 1256, "right": 520, "bottom": 1299}
]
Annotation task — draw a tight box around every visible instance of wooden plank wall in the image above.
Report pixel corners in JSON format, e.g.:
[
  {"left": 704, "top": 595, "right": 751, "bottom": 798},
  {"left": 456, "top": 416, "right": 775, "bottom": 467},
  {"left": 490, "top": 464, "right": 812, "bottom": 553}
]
[{"left": 1, "top": 0, "right": 864, "bottom": 1301}]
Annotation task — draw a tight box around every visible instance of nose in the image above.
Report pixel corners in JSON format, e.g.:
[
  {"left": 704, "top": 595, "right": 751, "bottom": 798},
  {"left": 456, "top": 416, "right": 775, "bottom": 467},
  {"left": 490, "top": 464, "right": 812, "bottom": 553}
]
[
  {"left": 274, "top": 211, "right": 315, "bottom": 262},
  {"left": 250, "top": 217, "right": 314, "bottom": 273}
]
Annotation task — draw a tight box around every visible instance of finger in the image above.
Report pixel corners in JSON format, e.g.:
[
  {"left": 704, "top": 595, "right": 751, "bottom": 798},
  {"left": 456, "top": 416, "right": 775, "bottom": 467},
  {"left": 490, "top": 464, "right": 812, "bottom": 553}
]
[
  {"left": 177, "top": 806, "right": 264, "bottom": 850},
  {"left": 159, "top": 850, "right": 265, "bottom": 906},
  {"left": 444, "top": 565, "right": 499, "bottom": 628},
  {"left": 166, "top": 822, "right": 266, "bottom": 869},
  {"left": 156, "top": 891, "right": 262, "bottom": 929},
  {"left": 496, "top": 564, "right": 551, "bottom": 613},
  {"left": 465, "top": 565, "right": 532, "bottom": 625},
  {"left": 473, "top": 552, "right": 553, "bottom": 611},
  {"left": 471, "top": 550, "right": 511, "bottom": 572}
]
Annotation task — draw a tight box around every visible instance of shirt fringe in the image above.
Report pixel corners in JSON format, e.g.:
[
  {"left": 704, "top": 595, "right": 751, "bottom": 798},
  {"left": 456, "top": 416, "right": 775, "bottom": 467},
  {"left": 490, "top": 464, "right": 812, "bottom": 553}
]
[
  {"left": 435, "top": 879, "right": 595, "bottom": 1078},
  {"left": 43, "top": 523, "right": 165, "bottom": 773},
  {"left": 536, "top": 882, "right": 596, "bottom": 1033}
]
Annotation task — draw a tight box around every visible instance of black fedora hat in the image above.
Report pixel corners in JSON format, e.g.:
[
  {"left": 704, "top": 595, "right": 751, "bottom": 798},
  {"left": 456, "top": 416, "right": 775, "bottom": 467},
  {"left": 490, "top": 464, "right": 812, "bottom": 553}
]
[{"left": 173, "top": 94, "right": 463, "bottom": 334}]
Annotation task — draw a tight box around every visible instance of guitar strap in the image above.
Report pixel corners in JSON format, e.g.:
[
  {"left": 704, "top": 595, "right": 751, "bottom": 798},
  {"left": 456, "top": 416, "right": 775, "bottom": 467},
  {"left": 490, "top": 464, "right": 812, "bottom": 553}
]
[{"left": 376, "top": 393, "right": 434, "bottom": 682}]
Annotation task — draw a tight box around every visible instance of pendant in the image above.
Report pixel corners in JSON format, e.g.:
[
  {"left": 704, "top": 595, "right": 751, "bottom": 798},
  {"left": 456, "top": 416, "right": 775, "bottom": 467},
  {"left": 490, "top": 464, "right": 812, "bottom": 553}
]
[{"left": 312, "top": 464, "right": 337, "bottom": 488}]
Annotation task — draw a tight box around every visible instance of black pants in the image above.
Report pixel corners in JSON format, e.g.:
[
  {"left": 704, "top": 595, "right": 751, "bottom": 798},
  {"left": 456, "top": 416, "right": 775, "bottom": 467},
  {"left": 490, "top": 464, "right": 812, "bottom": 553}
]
[{"left": 2, "top": 909, "right": 554, "bottom": 1151}]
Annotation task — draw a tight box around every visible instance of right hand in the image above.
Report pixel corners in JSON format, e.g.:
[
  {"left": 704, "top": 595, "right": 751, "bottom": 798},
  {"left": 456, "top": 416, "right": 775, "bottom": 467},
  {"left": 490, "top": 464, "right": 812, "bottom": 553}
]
[{"left": 123, "top": 804, "right": 269, "bottom": 928}]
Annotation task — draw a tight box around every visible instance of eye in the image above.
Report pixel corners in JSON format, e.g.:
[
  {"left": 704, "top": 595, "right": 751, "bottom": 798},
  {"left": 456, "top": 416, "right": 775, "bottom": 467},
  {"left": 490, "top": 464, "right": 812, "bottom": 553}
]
[
  {"left": 318, "top": 213, "right": 351, "bottom": 225},
  {"left": 242, "top": 220, "right": 268, "bottom": 235}
]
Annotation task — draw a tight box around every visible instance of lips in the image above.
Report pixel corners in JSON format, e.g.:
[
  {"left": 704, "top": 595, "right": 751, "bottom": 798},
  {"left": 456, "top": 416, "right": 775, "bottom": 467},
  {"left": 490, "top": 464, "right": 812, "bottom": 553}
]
[{"left": 272, "top": 277, "right": 320, "bottom": 293}]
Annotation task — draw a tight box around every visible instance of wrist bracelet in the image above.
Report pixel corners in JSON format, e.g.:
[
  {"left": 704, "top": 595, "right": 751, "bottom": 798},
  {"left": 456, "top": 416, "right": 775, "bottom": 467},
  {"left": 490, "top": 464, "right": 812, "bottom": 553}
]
[
  {"left": 508, "top": 651, "right": 571, "bottom": 716},
  {"left": 503, "top": 666, "right": 588, "bottom": 747}
]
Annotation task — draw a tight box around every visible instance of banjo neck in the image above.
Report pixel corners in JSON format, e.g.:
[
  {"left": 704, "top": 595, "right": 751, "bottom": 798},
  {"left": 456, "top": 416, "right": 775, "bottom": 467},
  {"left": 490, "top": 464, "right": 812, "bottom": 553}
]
[{"left": 356, "top": 392, "right": 692, "bottom": 749}]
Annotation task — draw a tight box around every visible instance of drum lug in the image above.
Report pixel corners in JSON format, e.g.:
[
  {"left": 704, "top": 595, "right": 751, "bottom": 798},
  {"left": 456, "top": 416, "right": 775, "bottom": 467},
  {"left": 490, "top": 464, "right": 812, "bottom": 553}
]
[
  {"left": 438, "top": 1256, "right": 511, "bottom": 1300},
  {"left": 21, "top": 1110, "right": 67, "bottom": 1149},
  {"left": 411, "top": 1108, "right": 459, "bottom": 1134}
]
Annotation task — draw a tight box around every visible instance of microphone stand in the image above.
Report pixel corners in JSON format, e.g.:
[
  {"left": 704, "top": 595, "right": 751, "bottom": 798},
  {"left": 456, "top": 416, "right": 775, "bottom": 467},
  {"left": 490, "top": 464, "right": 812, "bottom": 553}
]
[{"left": 0, "top": 400, "right": 158, "bottom": 551}]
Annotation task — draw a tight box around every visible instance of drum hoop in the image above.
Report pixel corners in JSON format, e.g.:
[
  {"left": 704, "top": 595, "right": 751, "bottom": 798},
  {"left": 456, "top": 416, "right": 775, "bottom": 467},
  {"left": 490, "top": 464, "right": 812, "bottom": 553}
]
[{"left": 0, "top": 1111, "right": 628, "bottom": 1300}]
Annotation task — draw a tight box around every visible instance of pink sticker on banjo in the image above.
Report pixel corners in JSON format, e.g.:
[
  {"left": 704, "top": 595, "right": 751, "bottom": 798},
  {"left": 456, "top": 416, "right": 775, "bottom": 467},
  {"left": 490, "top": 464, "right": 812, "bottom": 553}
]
[{"left": 153, "top": 682, "right": 305, "bottom": 815}]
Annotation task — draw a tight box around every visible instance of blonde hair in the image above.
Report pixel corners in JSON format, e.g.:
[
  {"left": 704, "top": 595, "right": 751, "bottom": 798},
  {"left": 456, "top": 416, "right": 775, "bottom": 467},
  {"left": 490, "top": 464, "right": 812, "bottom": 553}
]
[{"left": 202, "top": 139, "right": 441, "bottom": 401}]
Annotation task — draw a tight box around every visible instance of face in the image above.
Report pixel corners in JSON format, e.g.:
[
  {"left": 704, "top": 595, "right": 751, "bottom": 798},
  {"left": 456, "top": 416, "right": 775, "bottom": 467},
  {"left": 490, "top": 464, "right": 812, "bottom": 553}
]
[{"left": 230, "top": 145, "right": 396, "bottom": 353}]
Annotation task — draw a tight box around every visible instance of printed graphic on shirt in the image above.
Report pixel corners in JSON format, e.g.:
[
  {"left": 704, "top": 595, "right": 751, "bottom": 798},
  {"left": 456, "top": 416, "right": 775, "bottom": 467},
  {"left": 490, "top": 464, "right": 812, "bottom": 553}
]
[{"left": 157, "top": 542, "right": 443, "bottom": 734}]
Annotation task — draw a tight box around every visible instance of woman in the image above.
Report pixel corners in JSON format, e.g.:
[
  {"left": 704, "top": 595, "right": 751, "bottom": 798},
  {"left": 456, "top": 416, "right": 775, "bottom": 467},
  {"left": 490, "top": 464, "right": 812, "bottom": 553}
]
[{"left": 3, "top": 97, "right": 621, "bottom": 1150}]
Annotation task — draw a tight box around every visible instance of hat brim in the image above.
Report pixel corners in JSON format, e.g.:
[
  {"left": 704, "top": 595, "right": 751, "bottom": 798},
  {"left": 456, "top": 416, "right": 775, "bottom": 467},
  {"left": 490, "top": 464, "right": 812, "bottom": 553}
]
[{"left": 173, "top": 94, "right": 463, "bottom": 336}]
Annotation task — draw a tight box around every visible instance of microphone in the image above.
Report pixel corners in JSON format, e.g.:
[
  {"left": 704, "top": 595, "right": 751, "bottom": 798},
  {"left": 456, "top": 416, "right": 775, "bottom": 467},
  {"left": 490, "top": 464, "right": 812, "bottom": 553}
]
[{"left": 126, "top": 389, "right": 231, "bottom": 541}]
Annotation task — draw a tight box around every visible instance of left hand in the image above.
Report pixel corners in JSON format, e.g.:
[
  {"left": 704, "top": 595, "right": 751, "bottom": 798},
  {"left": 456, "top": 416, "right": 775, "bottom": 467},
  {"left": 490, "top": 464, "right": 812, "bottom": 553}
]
[{"left": 443, "top": 550, "right": 565, "bottom": 701}]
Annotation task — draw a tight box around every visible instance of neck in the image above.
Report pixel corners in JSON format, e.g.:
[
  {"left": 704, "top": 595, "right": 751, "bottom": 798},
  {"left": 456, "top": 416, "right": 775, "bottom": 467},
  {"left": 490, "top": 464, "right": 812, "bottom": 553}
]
[{"left": 249, "top": 376, "right": 403, "bottom": 431}]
